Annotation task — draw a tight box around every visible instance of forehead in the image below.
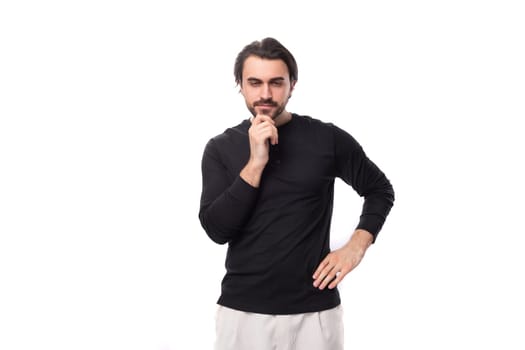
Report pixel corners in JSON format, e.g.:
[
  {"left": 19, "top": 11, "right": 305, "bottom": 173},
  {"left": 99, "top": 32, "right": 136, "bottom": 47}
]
[{"left": 242, "top": 55, "right": 289, "bottom": 81}]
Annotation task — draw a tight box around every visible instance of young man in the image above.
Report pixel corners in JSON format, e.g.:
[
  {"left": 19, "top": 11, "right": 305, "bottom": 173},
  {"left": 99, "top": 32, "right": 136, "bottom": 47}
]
[{"left": 198, "top": 37, "right": 394, "bottom": 350}]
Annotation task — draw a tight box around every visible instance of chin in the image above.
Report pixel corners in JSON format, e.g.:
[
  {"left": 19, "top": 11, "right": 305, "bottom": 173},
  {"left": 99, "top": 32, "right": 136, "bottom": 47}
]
[{"left": 257, "top": 108, "right": 273, "bottom": 116}]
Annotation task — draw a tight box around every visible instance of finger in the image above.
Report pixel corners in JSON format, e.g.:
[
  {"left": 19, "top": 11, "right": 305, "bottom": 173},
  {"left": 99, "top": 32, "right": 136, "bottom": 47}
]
[
  {"left": 312, "top": 259, "right": 330, "bottom": 279},
  {"left": 252, "top": 114, "right": 275, "bottom": 125},
  {"left": 262, "top": 125, "right": 278, "bottom": 143},
  {"left": 327, "top": 270, "right": 348, "bottom": 290},
  {"left": 250, "top": 123, "right": 275, "bottom": 141},
  {"left": 313, "top": 264, "right": 336, "bottom": 289},
  {"left": 317, "top": 268, "right": 339, "bottom": 290},
  {"left": 270, "top": 128, "right": 278, "bottom": 145},
  {"left": 253, "top": 122, "right": 278, "bottom": 145}
]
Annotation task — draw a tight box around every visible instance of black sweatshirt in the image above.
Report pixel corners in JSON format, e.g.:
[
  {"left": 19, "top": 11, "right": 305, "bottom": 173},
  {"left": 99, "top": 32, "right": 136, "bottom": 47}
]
[{"left": 199, "top": 114, "right": 394, "bottom": 314}]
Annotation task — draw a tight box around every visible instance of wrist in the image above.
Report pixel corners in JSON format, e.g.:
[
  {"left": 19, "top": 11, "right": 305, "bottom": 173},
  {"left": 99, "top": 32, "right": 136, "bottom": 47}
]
[
  {"left": 345, "top": 229, "right": 373, "bottom": 252},
  {"left": 240, "top": 161, "right": 265, "bottom": 188}
]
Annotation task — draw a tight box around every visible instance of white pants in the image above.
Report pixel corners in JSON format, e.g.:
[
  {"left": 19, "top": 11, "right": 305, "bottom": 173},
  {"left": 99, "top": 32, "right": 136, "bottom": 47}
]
[{"left": 214, "top": 305, "right": 344, "bottom": 350}]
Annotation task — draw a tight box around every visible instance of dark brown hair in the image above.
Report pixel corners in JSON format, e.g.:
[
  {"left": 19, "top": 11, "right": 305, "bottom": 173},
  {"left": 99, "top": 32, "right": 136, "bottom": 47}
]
[{"left": 234, "top": 37, "right": 298, "bottom": 86}]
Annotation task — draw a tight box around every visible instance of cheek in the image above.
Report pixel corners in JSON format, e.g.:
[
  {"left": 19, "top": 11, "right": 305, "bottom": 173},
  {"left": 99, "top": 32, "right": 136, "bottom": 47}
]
[
  {"left": 276, "top": 90, "right": 292, "bottom": 103},
  {"left": 243, "top": 91, "right": 260, "bottom": 104},
  {"left": 276, "top": 86, "right": 292, "bottom": 98}
]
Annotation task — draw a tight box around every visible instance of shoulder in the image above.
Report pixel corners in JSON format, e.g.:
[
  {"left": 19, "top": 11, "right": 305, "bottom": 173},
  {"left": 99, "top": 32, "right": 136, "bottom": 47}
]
[
  {"left": 204, "top": 119, "right": 250, "bottom": 155},
  {"left": 291, "top": 113, "right": 362, "bottom": 150},
  {"left": 208, "top": 119, "right": 249, "bottom": 143},
  {"left": 292, "top": 113, "right": 340, "bottom": 130},
  {"left": 293, "top": 113, "right": 328, "bottom": 126},
  {"left": 291, "top": 113, "right": 346, "bottom": 137}
]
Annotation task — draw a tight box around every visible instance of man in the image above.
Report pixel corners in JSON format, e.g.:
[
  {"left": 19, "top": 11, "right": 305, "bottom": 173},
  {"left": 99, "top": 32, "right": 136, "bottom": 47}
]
[{"left": 198, "top": 37, "right": 394, "bottom": 350}]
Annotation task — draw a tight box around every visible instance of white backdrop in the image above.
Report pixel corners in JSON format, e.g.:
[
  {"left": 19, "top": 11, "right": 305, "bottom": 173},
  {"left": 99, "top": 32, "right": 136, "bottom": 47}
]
[{"left": 1, "top": 1, "right": 524, "bottom": 349}]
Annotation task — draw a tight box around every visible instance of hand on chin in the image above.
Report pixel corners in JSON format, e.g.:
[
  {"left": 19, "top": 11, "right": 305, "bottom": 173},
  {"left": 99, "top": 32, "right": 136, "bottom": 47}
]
[{"left": 256, "top": 106, "right": 273, "bottom": 117}]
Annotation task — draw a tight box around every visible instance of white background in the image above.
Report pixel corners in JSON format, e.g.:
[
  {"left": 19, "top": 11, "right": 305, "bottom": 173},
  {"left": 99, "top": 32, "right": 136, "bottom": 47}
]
[{"left": 1, "top": 1, "right": 524, "bottom": 349}]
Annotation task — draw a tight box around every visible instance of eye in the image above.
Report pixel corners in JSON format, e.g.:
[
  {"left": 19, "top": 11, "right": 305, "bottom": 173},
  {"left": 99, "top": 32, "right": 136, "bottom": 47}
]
[
  {"left": 249, "top": 81, "right": 261, "bottom": 87},
  {"left": 271, "top": 81, "right": 283, "bottom": 87}
]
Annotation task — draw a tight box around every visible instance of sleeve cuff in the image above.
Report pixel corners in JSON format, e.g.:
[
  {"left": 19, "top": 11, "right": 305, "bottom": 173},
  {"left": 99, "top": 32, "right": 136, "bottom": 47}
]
[{"left": 229, "top": 175, "right": 259, "bottom": 204}]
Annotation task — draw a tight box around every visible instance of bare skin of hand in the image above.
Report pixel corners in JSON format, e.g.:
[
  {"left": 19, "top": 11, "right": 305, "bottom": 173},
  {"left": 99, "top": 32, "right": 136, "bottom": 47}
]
[
  {"left": 248, "top": 114, "right": 278, "bottom": 162},
  {"left": 312, "top": 229, "right": 374, "bottom": 290},
  {"left": 240, "top": 114, "right": 278, "bottom": 187}
]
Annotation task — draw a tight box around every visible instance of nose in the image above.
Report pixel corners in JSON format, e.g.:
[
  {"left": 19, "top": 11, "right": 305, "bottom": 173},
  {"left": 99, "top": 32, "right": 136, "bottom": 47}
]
[{"left": 260, "top": 83, "right": 272, "bottom": 99}]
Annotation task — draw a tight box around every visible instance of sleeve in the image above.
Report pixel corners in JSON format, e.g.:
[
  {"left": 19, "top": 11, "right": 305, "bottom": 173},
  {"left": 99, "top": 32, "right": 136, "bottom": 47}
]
[
  {"left": 332, "top": 125, "right": 395, "bottom": 242},
  {"left": 198, "top": 138, "right": 259, "bottom": 244}
]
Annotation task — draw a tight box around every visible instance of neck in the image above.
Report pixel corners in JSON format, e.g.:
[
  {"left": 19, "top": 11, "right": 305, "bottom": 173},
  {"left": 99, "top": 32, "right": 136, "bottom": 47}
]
[{"left": 273, "top": 111, "right": 292, "bottom": 127}]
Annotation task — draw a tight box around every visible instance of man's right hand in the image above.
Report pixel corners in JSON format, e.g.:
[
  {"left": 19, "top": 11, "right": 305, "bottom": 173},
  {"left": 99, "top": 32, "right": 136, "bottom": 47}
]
[
  {"left": 240, "top": 114, "right": 278, "bottom": 188},
  {"left": 249, "top": 114, "right": 278, "bottom": 165}
]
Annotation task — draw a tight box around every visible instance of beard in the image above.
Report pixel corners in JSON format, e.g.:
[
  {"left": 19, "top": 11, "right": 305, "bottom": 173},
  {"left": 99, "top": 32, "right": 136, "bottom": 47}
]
[{"left": 247, "top": 99, "right": 286, "bottom": 119}]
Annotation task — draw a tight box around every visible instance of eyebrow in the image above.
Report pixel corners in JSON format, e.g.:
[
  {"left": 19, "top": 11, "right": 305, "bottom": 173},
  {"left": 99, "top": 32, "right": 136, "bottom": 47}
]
[{"left": 246, "top": 77, "right": 286, "bottom": 83}]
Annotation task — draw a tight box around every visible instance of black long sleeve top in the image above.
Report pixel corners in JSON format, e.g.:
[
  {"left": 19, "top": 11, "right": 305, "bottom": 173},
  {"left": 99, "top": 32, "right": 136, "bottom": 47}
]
[{"left": 199, "top": 114, "right": 394, "bottom": 314}]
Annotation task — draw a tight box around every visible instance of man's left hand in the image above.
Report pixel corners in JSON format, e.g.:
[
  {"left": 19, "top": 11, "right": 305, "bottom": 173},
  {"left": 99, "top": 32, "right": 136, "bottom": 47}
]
[{"left": 312, "top": 229, "right": 374, "bottom": 290}]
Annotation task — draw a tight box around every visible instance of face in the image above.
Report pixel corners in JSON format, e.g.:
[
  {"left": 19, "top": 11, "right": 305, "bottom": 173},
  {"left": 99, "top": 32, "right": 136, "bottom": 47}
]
[{"left": 240, "top": 55, "right": 295, "bottom": 120}]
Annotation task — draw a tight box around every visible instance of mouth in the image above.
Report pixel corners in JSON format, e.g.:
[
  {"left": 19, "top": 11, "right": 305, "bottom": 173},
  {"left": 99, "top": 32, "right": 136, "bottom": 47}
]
[
  {"left": 255, "top": 105, "right": 275, "bottom": 115},
  {"left": 255, "top": 103, "right": 277, "bottom": 110},
  {"left": 254, "top": 99, "right": 277, "bottom": 108}
]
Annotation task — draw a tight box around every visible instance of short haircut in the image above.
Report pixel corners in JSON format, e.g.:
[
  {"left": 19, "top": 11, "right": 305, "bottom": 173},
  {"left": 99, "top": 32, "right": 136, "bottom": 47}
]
[{"left": 234, "top": 37, "right": 298, "bottom": 86}]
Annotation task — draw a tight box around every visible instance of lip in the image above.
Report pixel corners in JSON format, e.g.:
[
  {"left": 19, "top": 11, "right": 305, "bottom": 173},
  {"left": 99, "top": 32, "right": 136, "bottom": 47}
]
[{"left": 256, "top": 106, "right": 274, "bottom": 114}]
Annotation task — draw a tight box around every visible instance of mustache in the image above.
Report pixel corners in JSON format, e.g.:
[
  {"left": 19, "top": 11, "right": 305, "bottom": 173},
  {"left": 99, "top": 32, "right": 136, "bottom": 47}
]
[{"left": 254, "top": 99, "right": 277, "bottom": 107}]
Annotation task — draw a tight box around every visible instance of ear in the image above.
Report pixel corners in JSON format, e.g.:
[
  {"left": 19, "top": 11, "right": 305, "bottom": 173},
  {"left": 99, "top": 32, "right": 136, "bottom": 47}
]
[{"left": 289, "top": 80, "right": 297, "bottom": 98}]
